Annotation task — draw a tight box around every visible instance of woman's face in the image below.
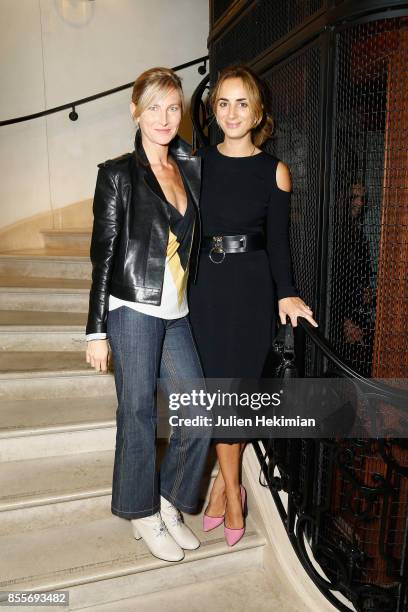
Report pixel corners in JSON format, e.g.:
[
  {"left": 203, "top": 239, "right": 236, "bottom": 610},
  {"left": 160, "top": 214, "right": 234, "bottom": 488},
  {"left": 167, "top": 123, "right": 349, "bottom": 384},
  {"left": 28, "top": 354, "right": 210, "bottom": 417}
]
[
  {"left": 131, "top": 87, "right": 182, "bottom": 147},
  {"left": 214, "top": 77, "right": 256, "bottom": 140}
]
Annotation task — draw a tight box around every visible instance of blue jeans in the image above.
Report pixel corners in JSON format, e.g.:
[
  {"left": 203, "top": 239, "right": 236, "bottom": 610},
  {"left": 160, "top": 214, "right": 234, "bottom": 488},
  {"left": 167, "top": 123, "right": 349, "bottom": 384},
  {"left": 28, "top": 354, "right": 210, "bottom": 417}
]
[{"left": 107, "top": 306, "right": 211, "bottom": 519}]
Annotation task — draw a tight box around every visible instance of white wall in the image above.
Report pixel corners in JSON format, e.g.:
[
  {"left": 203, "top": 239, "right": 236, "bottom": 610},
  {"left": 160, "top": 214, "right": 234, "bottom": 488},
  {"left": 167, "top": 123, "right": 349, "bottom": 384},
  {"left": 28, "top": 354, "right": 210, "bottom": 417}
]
[{"left": 0, "top": 0, "right": 209, "bottom": 229}]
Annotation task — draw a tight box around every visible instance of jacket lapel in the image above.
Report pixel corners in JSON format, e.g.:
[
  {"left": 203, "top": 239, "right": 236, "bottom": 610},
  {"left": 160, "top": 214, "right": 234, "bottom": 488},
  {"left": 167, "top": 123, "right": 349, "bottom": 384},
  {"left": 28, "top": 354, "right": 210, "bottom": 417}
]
[
  {"left": 134, "top": 129, "right": 201, "bottom": 209},
  {"left": 133, "top": 131, "right": 170, "bottom": 219},
  {"left": 174, "top": 157, "right": 201, "bottom": 210},
  {"left": 144, "top": 165, "right": 168, "bottom": 204}
]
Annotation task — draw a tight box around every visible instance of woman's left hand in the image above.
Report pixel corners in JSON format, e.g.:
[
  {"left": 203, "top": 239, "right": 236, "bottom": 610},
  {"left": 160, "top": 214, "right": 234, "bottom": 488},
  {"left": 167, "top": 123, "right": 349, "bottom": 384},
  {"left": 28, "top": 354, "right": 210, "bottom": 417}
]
[{"left": 278, "top": 297, "right": 318, "bottom": 328}]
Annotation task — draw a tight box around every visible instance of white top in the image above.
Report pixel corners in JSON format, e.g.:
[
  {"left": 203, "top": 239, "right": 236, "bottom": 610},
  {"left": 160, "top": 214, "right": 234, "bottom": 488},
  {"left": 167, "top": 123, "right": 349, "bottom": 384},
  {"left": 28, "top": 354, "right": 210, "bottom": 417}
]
[
  {"left": 86, "top": 219, "right": 193, "bottom": 341},
  {"left": 109, "top": 227, "right": 189, "bottom": 319}
]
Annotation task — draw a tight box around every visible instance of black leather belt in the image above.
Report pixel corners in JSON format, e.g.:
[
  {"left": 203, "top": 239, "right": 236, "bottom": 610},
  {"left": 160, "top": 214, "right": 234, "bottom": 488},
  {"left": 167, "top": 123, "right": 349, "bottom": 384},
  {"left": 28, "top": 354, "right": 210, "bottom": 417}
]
[{"left": 201, "top": 233, "right": 265, "bottom": 264}]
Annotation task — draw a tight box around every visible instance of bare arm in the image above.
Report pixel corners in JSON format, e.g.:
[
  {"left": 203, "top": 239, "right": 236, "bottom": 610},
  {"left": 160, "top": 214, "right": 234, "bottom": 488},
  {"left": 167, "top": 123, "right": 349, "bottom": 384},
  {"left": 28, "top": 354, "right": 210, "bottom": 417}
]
[{"left": 272, "top": 161, "right": 318, "bottom": 328}]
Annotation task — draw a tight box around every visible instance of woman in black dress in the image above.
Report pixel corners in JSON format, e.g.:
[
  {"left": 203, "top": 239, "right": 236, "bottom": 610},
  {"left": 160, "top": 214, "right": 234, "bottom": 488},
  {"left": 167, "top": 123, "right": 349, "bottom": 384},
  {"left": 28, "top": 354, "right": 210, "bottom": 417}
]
[{"left": 189, "top": 65, "right": 317, "bottom": 546}]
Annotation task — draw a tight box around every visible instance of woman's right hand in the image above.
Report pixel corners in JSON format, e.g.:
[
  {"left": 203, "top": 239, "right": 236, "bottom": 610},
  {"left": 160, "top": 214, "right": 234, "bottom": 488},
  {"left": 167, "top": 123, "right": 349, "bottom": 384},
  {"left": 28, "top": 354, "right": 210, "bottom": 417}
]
[{"left": 86, "top": 339, "right": 110, "bottom": 372}]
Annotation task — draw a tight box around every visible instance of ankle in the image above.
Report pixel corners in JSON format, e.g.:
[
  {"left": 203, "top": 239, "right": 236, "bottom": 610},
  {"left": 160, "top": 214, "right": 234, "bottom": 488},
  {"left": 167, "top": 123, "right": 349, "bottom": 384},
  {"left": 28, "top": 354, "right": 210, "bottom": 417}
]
[
  {"left": 211, "top": 477, "right": 226, "bottom": 495},
  {"left": 210, "top": 486, "right": 226, "bottom": 499},
  {"left": 225, "top": 484, "right": 241, "bottom": 499}
]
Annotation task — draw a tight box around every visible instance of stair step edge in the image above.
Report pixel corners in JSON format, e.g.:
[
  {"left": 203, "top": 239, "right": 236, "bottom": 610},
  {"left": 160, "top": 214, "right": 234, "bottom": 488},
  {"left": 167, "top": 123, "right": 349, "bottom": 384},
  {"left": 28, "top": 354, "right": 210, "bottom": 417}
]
[
  {"left": 0, "top": 489, "right": 111, "bottom": 513},
  {"left": 0, "top": 369, "right": 105, "bottom": 380},
  {"left": 42, "top": 229, "right": 92, "bottom": 235},
  {"left": 0, "top": 326, "right": 85, "bottom": 331},
  {"left": 0, "top": 420, "right": 116, "bottom": 439},
  {"left": 0, "top": 286, "right": 89, "bottom": 292},
  {"left": 0, "top": 531, "right": 266, "bottom": 595}
]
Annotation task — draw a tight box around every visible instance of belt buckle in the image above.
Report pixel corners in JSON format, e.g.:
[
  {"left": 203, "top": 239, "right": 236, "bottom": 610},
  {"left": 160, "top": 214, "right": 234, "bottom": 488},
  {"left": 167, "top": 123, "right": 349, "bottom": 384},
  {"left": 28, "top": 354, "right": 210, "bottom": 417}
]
[{"left": 209, "top": 235, "right": 226, "bottom": 264}]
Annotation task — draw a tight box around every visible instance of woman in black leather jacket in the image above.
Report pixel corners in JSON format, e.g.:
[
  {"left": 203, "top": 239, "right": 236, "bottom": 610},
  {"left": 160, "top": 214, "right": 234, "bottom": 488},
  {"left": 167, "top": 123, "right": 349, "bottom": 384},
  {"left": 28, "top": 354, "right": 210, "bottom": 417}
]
[{"left": 85, "top": 67, "right": 211, "bottom": 562}]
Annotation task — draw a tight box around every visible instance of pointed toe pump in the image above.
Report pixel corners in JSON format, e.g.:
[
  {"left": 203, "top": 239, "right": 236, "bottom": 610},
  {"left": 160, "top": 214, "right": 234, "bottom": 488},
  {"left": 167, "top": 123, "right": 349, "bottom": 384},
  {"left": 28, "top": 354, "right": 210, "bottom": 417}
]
[
  {"left": 224, "top": 485, "right": 247, "bottom": 546},
  {"left": 203, "top": 513, "right": 225, "bottom": 532},
  {"left": 202, "top": 492, "right": 227, "bottom": 532}
]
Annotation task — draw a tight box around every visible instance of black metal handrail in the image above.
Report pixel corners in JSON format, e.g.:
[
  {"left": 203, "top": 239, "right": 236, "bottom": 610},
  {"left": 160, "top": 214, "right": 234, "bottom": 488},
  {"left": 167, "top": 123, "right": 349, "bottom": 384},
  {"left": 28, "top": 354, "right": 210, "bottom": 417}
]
[
  {"left": 252, "top": 439, "right": 355, "bottom": 612},
  {"left": 252, "top": 319, "right": 408, "bottom": 612},
  {"left": 190, "top": 73, "right": 210, "bottom": 149},
  {"left": 297, "top": 318, "right": 408, "bottom": 401},
  {"left": 0, "top": 55, "right": 208, "bottom": 127}
]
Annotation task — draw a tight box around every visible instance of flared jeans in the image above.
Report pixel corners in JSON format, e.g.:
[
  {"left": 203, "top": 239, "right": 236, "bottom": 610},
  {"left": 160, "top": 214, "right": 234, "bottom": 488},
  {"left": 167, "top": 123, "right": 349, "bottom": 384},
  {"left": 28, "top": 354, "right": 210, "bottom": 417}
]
[{"left": 107, "top": 306, "right": 211, "bottom": 519}]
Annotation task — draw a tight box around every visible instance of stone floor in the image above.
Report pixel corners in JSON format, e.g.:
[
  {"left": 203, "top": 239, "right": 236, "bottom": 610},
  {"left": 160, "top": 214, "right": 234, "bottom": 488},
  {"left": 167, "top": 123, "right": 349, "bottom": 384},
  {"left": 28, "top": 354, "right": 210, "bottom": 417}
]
[
  {"left": 0, "top": 310, "right": 87, "bottom": 325},
  {"left": 0, "top": 248, "right": 89, "bottom": 256},
  {"left": 0, "top": 276, "right": 90, "bottom": 289},
  {"left": 0, "top": 351, "right": 90, "bottom": 373},
  {"left": 84, "top": 568, "right": 299, "bottom": 612}
]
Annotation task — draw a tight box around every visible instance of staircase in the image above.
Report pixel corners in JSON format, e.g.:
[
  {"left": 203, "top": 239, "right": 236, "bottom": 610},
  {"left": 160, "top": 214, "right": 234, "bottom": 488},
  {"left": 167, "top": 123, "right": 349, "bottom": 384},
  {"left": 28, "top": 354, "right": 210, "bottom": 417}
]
[{"left": 0, "top": 237, "right": 304, "bottom": 611}]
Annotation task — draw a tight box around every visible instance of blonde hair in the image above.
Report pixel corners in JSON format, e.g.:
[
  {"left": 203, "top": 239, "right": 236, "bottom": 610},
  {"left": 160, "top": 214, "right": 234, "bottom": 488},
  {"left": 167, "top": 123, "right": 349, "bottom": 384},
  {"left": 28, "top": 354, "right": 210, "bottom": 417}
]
[
  {"left": 131, "top": 67, "right": 185, "bottom": 119},
  {"left": 210, "top": 65, "right": 274, "bottom": 146}
]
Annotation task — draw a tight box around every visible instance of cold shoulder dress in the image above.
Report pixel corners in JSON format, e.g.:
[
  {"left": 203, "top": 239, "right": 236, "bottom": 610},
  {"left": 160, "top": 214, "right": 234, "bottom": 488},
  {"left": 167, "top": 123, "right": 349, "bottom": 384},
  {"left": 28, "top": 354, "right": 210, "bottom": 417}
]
[{"left": 188, "top": 145, "right": 298, "bottom": 380}]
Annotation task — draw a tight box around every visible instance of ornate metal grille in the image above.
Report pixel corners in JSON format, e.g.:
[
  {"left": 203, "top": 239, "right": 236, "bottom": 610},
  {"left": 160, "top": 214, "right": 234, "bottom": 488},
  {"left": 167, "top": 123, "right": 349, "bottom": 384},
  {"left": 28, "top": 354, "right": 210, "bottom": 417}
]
[
  {"left": 320, "top": 440, "right": 408, "bottom": 596},
  {"left": 259, "top": 432, "right": 408, "bottom": 611}
]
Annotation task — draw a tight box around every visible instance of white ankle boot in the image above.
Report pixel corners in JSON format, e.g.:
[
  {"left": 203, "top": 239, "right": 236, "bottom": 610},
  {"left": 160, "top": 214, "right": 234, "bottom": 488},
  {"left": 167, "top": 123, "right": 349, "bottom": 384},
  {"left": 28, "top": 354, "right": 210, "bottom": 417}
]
[
  {"left": 160, "top": 495, "right": 200, "bottom": 550},
  {"left": 131, "top": 511, "right": 184, "bottom": 562}
]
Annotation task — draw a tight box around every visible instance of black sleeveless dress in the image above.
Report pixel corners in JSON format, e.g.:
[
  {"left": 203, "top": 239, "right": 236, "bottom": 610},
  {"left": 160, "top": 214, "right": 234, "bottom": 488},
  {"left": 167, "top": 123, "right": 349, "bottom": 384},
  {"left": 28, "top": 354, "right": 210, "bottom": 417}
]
[{"left": 188, "top": 145, "right": 298, "bottom": 381}]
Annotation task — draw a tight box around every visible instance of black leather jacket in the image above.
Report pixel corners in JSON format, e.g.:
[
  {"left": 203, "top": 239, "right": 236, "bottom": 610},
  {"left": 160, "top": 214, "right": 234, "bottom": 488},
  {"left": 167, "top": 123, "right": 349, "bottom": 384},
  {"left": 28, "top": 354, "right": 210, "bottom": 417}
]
[{"left": 86, "top": 131, "right": 202, "bottom": 335}]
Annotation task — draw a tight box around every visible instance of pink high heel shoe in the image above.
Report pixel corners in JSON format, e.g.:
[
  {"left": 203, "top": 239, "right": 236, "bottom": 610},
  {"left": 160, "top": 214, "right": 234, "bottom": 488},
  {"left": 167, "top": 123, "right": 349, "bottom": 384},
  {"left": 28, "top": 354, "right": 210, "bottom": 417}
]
[
  {"left": 203, "top": 512, "right": 224, "bottom": 532},
  {"left": 203, "top": 492, "right": 226, "bottom": 531},
  {"left": 224, "top": 485, "right": 247, "bottom": 547}
]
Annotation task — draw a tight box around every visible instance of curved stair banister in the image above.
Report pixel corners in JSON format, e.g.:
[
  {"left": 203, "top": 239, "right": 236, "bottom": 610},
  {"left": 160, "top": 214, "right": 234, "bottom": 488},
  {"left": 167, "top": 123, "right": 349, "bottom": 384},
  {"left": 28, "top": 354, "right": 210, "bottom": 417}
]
[
  {"left": 297, "top": 318, "right": 408, "bottom": 402},
  {"left": 253, "top": 319, "right": 408, "bottom": 612},
  {"left": 190, "top": 73, "right": 210, "bottom": 149},
  {"left": 0, "top": 56, "right": 209, "bottom": 126}
]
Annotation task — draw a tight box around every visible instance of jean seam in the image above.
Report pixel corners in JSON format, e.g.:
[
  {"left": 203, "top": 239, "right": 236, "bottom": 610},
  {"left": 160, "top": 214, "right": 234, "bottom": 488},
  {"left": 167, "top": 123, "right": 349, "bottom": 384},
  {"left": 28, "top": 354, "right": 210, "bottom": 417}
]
[
  {"left": 110, "top": 307, "right": 126, "bottom": 513},
  {"left": 172, "top": 397, "right": 188, "bottom": 499},
  {"left": 150, "top": 316, "right": 160, "bottom": 514},
  {"left": 185, "top": 316, "right": 205, "bottom": 379},
  {"left": 111, "top": 504, "right": 160, "bottom": 516},
  {"left": 162, "top": 344, "right": 186, "bottom": 499},
  {"left": 160, "top": 489, "right": 196, "bottom": 510},
  {"left": 163, "top": 318, "right": 201, "bottom": 502},
  {"left": 117, "top": 306, "right": 126, "bottom": 511}
]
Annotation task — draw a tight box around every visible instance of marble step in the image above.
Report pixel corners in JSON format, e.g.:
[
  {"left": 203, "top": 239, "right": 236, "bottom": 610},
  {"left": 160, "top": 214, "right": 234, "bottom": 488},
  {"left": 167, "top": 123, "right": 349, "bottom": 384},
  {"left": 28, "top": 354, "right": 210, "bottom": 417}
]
[
  {"left": 42, "top": 228, "right": 92, "bottom": 252},
  {"left": 0, "top": 351, "right": 94, "bottom": 376},
  {"left": 0, "top": 450, "right": 114, "bottom": 536},
  {"left": 0, "top": 395, "right": 117, "bottom": 460},
  {"left": 0, "top": 447, "right": 217, "bottom": 536},
  {"left": 83, "top": 568, "right": 296, "bottom": 612},
  {"left": 0, "top": 364, "right": 115, "bottom": 400},
  {"left": 0, "top": 395, "right": 116, "bottom": 437},
  {"left": 0, "top": 311, "right": 87, "bottom": 351},
  {"left": 0, "top": 276, "right": 90, "bottom": 312},
  {"left": 0, "top": 512, "right": 265, "bottom": 610},
  {"left": 0, "top": 252, "right": 91, "bottom": 279}
]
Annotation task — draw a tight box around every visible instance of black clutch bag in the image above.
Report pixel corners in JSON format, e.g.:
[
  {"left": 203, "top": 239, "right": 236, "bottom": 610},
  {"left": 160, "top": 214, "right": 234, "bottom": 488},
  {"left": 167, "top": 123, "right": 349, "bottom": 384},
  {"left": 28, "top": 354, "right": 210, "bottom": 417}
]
[
  {"left": 262, "top": 322, "right": 299, "bottom": 379},
  {"left": 258, "top": 322, "right": 301, "bottom": 487}
]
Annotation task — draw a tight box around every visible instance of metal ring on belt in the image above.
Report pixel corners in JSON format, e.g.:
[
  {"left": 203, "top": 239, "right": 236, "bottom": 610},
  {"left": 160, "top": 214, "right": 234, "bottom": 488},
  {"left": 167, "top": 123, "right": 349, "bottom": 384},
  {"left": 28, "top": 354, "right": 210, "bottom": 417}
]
[{"left": 201, "top": 234, "right": 266, "bottom": 264}]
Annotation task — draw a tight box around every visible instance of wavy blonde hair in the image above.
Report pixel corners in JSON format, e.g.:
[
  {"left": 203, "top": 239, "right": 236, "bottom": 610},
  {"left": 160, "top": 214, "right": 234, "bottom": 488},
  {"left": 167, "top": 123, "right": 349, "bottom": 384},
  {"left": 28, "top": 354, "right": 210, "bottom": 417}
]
[{"left": 131, "top": 67, "right": 185, "bottom": 119}]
